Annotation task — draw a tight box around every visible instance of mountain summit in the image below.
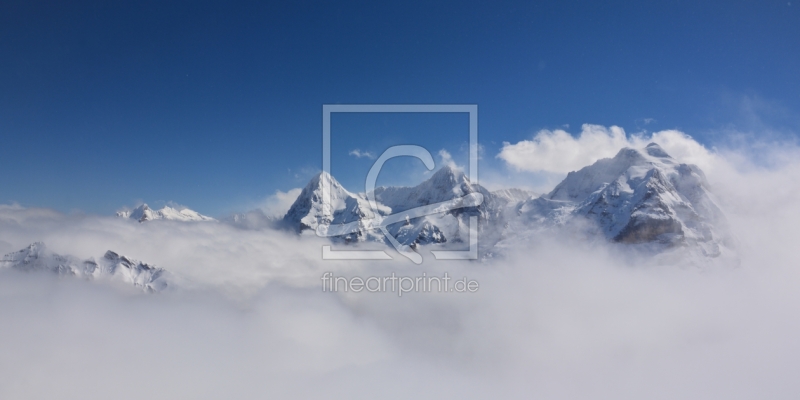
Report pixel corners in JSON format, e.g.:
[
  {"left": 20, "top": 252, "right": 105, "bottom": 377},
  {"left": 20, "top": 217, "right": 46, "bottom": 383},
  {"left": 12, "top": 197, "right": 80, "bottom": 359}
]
[
  {"left": 117, "top": 204, "right": 215, "bottom": 222},
  {"left": 282, "top": 145, "right": 732, "bottom": 258},
  {"left": 282, "top": 166, "right": 516, "bottom": 249},
  {"left": 282, "top": 171, "right": 383, "bottom": 242},
  {"left": 516, "top": 143, "right": 731, "bottom": 255},
  {"left": 1, "top": 242, "right": 171, "bottom": 292}
]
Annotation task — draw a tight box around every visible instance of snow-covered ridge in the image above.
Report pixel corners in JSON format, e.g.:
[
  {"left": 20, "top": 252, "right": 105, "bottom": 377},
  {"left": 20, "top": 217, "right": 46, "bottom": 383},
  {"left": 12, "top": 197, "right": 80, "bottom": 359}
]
[
  {"left": 117, "top": 203, "right": 215, "bottom": 222},
  {"left": 515, "top": 142, "right": 731, "bottom": 255},
  {"left": 105, "top": 144, "right": 730, "bottom": 258},
  {"left": 490, "top": 188, "right": 537, "bottom": 204},
  {"left": 0, "top": 242, "right": 171, "bottom": 292},
  {"left": 282, "top": 144, "right": 732, "bottom": 257},
  {"left": 283, "top": 166, "right": 524, "bottom": 249},
  {"left": 282, "top": 171, "right": 387, "bottom": 242}
]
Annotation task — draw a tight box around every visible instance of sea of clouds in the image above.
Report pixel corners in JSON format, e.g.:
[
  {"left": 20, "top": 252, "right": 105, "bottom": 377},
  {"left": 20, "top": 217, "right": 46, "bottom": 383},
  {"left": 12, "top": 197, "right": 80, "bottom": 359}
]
[{"left": 1, "top": 126, "right": 799, "bottom": 399}]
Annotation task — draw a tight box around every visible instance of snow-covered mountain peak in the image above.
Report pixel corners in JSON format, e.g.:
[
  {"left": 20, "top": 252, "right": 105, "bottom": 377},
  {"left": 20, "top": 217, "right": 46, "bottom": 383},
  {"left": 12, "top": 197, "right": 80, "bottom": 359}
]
[
  {"left": 303, "top": 171, "right": 352, "bottom": 201},
  {"left": 283, "top": 171, "right": 381, "bottom": 236},
  {"left": 1, "top": 243, "right": 171, "bottom": 292},
  {"left": 308, "top": 170, "right": 340, "bottom": 188},
  {"left": 491, "top": 188, "right": 536, "bottom": 204},
  {"left": 372, "top": 166, "right": 479, "bottom": 213},
  {"left": 18, "top": 241, "right": 46, "bottom": 257},
  {"left": 280, "top": 144, "right": 731, "bottom": 258},
  {"left": 546, "top": 144, "right": 681, "bottom": 203},
  {"left": 644, "top": 142, "right": 672, "bottom": 158},
  {"left": 99, "top": 250, "right": 168, "bottom": 291},
  {"left": 0, "top": 242, "right": 54, "bottom": 270},
  {"left": 117, "top": 203, "right": 215, "bottom": 222},
  {"left": 428, "top": 165, "right": 468, "bottom": 187},
  {"left": 285, "top": 165, "right": 511, "bottom": 251},
  {"left": 614, "top": 142, "right": 679, "bottom": 168},
  {"left": 517, "top": 143, "right": 730, "bottom": 256},
  {"left": 117, "top": 203, "right": 149, "bottom": 220}
]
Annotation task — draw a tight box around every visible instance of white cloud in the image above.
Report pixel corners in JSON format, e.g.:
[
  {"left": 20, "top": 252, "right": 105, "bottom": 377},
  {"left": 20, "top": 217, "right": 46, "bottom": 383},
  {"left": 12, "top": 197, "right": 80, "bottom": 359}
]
[
  {"left": 497, "top": 124, "right": 717, "bottom": 174},
  {"left": 349, "top": 149, "right": 376, "bottom": 159},
  {"left": 1, "top": 137, "right": 800, "bottom": 398},
  {"left": 438, "top": 149, "right": 456, "bottom": 168},
  {"left": 260, "top": 188, "right": 303, "bottom": 218},
  {"left": 497, "top": 124, "right": 631, "bottom": 173},
  {"left": 458, "top": 141, "right": 485, "bottom": 160}
]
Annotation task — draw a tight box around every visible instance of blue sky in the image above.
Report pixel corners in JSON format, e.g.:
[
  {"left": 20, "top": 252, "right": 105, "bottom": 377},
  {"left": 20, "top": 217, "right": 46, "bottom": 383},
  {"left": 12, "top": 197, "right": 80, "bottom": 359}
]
[{"left": 1, "top": 0, "right": 798, "bottom": 215}]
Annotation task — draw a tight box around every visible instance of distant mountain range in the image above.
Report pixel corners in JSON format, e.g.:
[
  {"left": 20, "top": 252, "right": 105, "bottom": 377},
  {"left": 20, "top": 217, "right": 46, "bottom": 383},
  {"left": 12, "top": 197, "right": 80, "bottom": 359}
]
[
  {"left": 113, "top": 143, "right": 729, "bottom": 259},
  {"left": 283, "top": 143, "right": 732, "bottom": 257},
  {"left": 0, "top": 143, "right": 733, "bottom": 293}
]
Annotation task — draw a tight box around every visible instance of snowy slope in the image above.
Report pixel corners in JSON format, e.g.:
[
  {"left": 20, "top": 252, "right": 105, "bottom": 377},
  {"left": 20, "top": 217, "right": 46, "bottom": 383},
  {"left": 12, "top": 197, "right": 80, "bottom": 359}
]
[
  {"left": 282, "top": 144, "right": 731, "bottom": 258},
  {"left": 117, "top": 204, "right": 215, "bottom": 222},
  {"left": 283, "top": 166, "right": 515, "bottom": 249},
  {"left": 283, "top": 171, "right": 388, "bottom": 243},
  {"left": 373, "top": 166, "right": 515, "bottom": 248},
  {"left": 490, "top": 188, "right": 537, "bottom": 205},
  {"left": 514, "top": 143, "right": 731, "bottom": 256},
  {"left": 1, "top": 242, "right": 171, "bottom": 292},
  {"left": 372, "top": 166, "right": 479, "bottom": 212}
]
